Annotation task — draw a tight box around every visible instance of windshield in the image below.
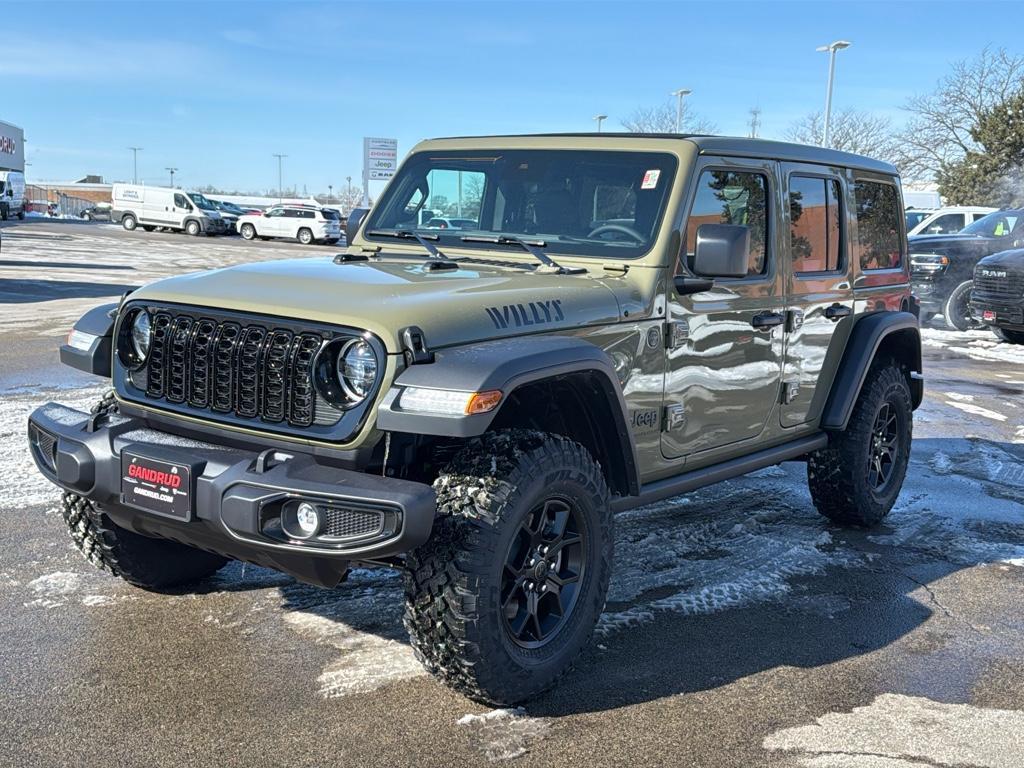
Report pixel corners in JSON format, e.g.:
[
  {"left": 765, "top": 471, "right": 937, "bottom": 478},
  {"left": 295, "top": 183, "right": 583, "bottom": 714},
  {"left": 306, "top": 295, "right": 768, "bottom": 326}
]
[
  {"left": 364, "top": 149, "right": 678, "bottom": 259},
  {"left": 960, "top": 209, "right": 1022, "bottom": 237},
  {"left": 188, "top": 192, "right": 217, "bottom": 211},
  {"left": 905, "top": 211, "right": 930, "bottom": 229}
]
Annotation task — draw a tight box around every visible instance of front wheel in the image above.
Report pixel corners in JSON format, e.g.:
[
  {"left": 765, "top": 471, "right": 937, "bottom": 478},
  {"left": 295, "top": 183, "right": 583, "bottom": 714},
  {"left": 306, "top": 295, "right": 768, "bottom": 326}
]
[
  {"left": 807, "top": 360, "right": 913, "bottom": 527},
  {"left": 993, "top": 327, "right": 1024, "bottom": 344},
  {"left": 944, "top": 281, "right": 976, "bottom": 331},
  {"left": 82, "top": 213, "right": 92, "bottom": 221},
  {"left": 240, "top": 223, "right": 256, "bottom": 240},
  {"left": 185, "top": 219, "right": 202, "bottom": 237},
  {"left": 404, "top": 430, "right": 613, "bottom": 705},
  {"left": 297, "top": 227, "right": 314, "bottom": 245}
]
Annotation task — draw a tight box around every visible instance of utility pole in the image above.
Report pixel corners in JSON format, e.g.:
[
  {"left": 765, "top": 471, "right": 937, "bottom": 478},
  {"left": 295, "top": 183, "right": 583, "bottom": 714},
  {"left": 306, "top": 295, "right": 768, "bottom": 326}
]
[
  {"left": 328, "top": 184, "right": 333, "bottom": 203},
  {"left": 128, "top": 147, "right": 143, "bottom": 184},
  {"left": 747, "top": 107, "right": 762, "bottom": 139},
  {"left": 593, "top": 114, "right": 607, "bottom": 133},
  {"left": 166, "top": 167, "right": 178, "bottom": 187},
  {"left": 273, "top": 153, "right": 287, "bottom": 201},
  {"left": 816, "top": 40, "right": 851, "bottom": 148},
  {"left": 670, "top": 89, "right": 692, "bottom": 133}
]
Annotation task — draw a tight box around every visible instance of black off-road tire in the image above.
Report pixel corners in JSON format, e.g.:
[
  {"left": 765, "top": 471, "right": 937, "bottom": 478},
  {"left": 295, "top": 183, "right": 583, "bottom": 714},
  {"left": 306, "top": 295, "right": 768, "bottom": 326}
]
[
  {"left": 404, "top": 429, "right": 613, "bottom": 705},
  {"left": 943, "top": 280, "right": 976, "bottom": 331},
  {"left": 993, "top": 327, "right": 1024, "bottom": 345},
  {"left": 807, "top": 359, "right": 913, "bottom": 527},
  {"left": 57, "top": 391, "right": 229, "bottom": 590}
]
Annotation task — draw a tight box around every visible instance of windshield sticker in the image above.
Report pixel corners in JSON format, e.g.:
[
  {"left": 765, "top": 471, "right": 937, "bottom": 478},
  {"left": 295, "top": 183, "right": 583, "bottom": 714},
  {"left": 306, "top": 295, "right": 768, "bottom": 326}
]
[{"left": 641, "top": 169, "right": 661, "bottom": 190}]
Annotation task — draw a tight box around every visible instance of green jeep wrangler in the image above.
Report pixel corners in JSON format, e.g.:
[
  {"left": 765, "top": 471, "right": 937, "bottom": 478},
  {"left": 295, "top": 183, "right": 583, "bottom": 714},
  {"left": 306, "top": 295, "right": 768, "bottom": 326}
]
[{"left": 28, "top": 134, "right": 923, "bottom": 705}]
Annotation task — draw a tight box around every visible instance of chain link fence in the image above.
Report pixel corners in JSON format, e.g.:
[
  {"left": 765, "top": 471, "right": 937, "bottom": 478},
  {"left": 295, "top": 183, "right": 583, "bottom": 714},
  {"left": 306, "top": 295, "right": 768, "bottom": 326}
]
[{"left": 26, "top": 184, "right": 97, "bottom": 218}]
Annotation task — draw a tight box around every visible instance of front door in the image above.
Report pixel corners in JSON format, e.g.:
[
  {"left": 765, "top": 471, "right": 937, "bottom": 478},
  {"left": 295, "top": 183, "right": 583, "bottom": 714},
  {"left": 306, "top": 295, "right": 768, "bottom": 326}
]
[
  {"left": 780, "top": 164, "right": 854, "bottom": 427},
  {"left": 662, "top": 158, "right": 785, "bottom": 461}
]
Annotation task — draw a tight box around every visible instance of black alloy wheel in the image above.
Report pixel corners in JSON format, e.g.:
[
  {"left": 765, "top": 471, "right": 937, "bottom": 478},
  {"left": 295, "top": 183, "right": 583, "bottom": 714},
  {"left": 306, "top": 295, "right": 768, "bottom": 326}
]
[
  {"left": 501, "top": 496, "right": 587, "bottom": 649},
  {"left": 867, "top": 401, "right": 900, "bottom": 492}
]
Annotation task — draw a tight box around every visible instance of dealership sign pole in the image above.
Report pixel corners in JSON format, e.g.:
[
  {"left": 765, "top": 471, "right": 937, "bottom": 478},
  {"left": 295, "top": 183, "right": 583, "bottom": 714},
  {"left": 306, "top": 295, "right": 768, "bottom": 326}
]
[{"left": 362, "top": 137, "right": 398, "bottom": 207}]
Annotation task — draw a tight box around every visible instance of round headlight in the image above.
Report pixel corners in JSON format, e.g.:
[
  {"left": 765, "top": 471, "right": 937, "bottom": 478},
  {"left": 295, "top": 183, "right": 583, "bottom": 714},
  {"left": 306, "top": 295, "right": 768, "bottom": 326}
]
[
  {"left": 337, "top": 339, "right": 377, "bottom": 401},
  {"left": 131, "top": 311, "right": 151, "bottom": 361}
]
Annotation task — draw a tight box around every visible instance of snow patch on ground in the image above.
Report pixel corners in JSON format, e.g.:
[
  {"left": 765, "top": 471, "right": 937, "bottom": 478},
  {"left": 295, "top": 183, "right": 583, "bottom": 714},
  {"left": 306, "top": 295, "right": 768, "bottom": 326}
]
[
  {"left": 945, "top": 400, "right": 1008, "bottom": 421},
  {"left": 457, "top": 708, "right": 551, "bottom": 762},
  {"left": 921, "top": 327, "right": 1024, "bottom": 365},
  {"left": 279, "top": 569, "right": 425, "bottom": 698},
  {"left": 28, "top": 571, "right": 82, "bottom": 596},
  {"left": 763, "top": 693, "right": 1024, "bottom": 768}
]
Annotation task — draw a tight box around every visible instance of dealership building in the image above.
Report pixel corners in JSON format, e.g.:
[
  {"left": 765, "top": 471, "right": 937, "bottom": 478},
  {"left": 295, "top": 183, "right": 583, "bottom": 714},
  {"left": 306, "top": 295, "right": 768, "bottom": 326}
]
[{"left": 0, "top": 120, "right": 25, "bottom": 173}]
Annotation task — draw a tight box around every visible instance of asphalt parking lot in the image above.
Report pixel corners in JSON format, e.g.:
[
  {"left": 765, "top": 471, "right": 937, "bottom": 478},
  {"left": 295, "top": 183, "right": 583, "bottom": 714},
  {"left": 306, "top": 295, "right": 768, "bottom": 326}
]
[{"left": 1, "top": 219, "right": 1022, "bottom": 768}]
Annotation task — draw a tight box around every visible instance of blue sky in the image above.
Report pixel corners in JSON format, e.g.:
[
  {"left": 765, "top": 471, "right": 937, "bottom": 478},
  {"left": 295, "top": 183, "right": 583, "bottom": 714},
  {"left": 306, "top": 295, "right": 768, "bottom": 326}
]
[{"left": 4, "top": 0, "right": 1023, "bottom": 194}]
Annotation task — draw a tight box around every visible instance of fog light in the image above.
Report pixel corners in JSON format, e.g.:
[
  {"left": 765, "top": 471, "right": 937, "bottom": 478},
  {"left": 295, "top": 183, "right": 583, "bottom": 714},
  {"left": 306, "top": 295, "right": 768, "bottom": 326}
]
[{"left": 296, "top": 502, "right": 320, "bottom": 536}]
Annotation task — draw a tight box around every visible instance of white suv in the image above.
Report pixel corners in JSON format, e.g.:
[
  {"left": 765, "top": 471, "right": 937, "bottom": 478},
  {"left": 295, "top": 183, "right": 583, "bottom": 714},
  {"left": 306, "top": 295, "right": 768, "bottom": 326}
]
[
  {"left": 908, "top": 206, "right": 996, "bottom": 236},
  {"left": 237, "top": 204, "right": 342, "bottom": 245}
]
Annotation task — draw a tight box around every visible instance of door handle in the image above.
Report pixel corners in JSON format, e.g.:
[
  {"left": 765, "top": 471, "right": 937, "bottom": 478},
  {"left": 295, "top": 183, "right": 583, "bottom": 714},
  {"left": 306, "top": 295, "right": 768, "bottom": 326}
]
[
  {"left": 751, "top": 311, "right": 785, "bottom": 330},
  {"left": 825, "top": 303, "right": 853, "bottom": 321}
]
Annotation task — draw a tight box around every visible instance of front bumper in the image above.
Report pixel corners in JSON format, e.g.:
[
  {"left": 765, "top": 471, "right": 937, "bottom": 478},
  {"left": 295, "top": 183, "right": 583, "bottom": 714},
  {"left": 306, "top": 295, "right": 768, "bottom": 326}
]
[
  {"left": 27, "top": 402, "right": 436, "bottom": 587},
  {"left": 970, "top": 294, "right": 1024, "bottom": 330}
]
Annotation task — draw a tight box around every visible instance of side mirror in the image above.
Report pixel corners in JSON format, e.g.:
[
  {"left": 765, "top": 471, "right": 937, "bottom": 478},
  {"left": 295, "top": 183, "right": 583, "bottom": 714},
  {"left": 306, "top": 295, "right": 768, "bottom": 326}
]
[
  {"left": 693, "top": 223, "right": 750, "bottom": 278},
  {"left": 346, "top": 207, "right": 369, "bottom": 244}
]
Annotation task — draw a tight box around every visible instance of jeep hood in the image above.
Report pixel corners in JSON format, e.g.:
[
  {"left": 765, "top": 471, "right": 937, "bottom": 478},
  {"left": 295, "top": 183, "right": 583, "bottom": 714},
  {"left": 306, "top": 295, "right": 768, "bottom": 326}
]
[{"left": 129, "top": 256, "right": 623, "bottom": 351}]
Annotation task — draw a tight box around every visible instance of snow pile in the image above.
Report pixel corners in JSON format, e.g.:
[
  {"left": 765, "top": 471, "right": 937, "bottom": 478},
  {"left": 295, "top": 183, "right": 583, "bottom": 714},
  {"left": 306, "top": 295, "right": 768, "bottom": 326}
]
[
  {"left": 457, "top": 708, "right": 550, "bottom": 762},
  {"left": 24, "top": 571, "right": 83, "bottom": 608},
  {"left": 921, "top": 327, "right": 1024, "bottom": 365},
  {"left": 764, "top": 693, "right": 1024, "bottom": 767}
]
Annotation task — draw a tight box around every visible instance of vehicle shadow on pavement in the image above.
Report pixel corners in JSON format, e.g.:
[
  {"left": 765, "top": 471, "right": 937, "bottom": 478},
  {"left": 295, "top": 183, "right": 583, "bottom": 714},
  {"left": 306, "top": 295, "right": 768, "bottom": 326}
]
[
  {"left": 0, "top": 278, "right": 138, "bottom": 303},
  {"left": 267, "top": 436, "right": 1022, "bottom": 713},
  {"left": 0, "top": 259, "right": 135, "bottom": 270}
]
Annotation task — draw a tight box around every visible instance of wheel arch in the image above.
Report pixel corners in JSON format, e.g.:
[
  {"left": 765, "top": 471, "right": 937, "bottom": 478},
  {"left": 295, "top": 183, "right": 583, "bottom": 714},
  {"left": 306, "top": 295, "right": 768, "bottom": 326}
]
[
  {"left": 820, "top": 311, "right": 923, "bottom": 432},
  {"left": 376, "top": 335, "right": 640, "bottom": 497}
]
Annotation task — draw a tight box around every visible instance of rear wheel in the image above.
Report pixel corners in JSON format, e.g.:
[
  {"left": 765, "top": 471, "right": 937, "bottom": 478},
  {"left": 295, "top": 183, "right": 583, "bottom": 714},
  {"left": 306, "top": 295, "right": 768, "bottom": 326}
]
[
  {"left": 807, "top": 360, "right": 913, "bottom": 527},
  {"left": 943, "top": 280, "right": 976, "bottom": 331},
  {"left": 993, "top": 327, "right": 1024, "bottom": 344},
  {"left": 297, "top": 227, "right": 314, "bottom": 245},
  {"left": 83, "top": 212, "right": 92, "bottom": 221},
  {"left": 185, "top": 219, "right": 202, "bottom": 237},
  {"left": 404, "top": 430, "right": 613, "bottom": 705},
  {"left": 121, "top": 214, "right": 137, "bottom": 231},
  {"left": 240, "top": 223, "right": 256, "bottom": 240}
]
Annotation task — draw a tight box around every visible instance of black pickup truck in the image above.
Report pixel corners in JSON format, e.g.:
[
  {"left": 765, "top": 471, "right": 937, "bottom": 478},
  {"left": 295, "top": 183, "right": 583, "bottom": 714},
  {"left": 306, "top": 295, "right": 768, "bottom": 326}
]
[
  {"left": 909, "top": 208, "right": 1024, "bottom": 330},
  {"left": 971, "top": 249, "right": 1024, "bottom": 344}
]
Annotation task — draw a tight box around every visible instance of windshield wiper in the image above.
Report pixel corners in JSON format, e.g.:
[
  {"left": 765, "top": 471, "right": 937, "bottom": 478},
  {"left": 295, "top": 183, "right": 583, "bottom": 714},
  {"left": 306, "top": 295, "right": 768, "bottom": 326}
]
[
  {"left": 459, "top": 235, "right": 583, "bottom": 274},
  {"left": 365, "top": 229, "right": 459, "bottom": 268}
]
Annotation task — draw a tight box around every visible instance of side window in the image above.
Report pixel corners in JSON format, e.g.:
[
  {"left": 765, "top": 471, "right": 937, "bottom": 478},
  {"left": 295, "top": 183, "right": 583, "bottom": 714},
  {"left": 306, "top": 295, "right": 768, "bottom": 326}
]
[
  {"left": 789, "top": 175, "right": 842, "bottom": 273},
  {"left": 925, "top": 213, "right": 964, "bottom": 234},
  {"left": 266, "top": 208, "right": 282, "bottom": 217},
  {"left": 682, "top": 169, "right": 769, "bottom": 277},
  {"left": 284, "top": 209, "right": 299, "bottom": 218},
  {"left": 174, "top": 193, "right": 187, "bottom": 208},
  {"left": 854, "top": 180, "right": 903, "bottom": 270},
  {"left": 299, "top": 210, "right": 314, "bottom": 219}
]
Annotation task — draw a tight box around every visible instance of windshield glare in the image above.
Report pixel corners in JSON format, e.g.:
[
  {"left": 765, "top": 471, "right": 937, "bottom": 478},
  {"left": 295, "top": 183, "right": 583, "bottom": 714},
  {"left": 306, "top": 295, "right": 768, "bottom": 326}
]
[
  {"left": 364, "top": 149, "right": 678, "bottom": 258},
  {"left": 961, "top": 209, "right": 1022, "bottom": 237},
  {"left": 188, "top": 193, "right": 216, "bottom": 211}
]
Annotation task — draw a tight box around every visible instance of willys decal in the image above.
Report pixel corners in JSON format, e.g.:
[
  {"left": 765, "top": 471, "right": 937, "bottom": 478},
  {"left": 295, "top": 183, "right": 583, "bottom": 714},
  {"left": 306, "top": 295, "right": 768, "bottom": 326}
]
[{"left": 485, "top": 300, "right": 565, "bottom": 329}]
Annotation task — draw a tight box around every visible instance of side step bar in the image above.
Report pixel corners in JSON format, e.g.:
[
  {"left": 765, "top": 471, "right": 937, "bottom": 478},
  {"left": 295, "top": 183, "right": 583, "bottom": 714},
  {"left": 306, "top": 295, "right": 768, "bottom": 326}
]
[{"left": 611, "top": 432, "right": 828, "bottom": 513}]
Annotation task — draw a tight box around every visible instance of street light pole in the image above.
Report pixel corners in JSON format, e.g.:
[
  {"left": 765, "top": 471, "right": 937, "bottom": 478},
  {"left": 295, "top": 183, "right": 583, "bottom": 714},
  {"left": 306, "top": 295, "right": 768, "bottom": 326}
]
[
  {"left": 816, "top": 40, "right": 851, "bottom": 148},
  {"left": 273, "top": 154, "right": 287, "bottom": 201},
  {"left": 670, "top": 89, "right": 692, "bottom": 133},
  {"left": 128, "top": 147, "right": 143, "bottom": 184},
  {"left": 593, "top": 114, "right": 607, "bottom": 133},
  {"left": 166, "top": 167, "right": 178, "bottom": 187},
  {"left": 328, "top": 184, "right": 333, "bottom": 203}
]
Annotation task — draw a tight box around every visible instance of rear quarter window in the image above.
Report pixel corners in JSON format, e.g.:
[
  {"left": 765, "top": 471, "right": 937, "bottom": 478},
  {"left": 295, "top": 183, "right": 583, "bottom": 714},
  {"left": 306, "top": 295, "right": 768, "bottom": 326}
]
[{"left": 854, "top": 180, "right": 903, "bottom": 270}]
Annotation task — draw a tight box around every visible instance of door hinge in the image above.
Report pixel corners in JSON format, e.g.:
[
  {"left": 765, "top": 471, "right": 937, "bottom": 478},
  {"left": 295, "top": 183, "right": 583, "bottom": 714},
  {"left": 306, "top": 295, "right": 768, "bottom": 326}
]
[
  {"left": 664, "top": 403, "right": 686, "bottom": 431},
  {"left": 665, "top": 319, "right": 690, "bottom": 349}
]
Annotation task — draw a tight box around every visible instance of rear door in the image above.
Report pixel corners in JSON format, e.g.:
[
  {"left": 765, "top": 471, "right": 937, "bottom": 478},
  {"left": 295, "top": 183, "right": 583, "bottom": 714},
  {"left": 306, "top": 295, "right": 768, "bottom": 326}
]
[
  {"left": 780, "top": 164, "right": 854, "bottom": 428},
  {"left": 661, "top": 157, "right": 785, "bottom": 460}
]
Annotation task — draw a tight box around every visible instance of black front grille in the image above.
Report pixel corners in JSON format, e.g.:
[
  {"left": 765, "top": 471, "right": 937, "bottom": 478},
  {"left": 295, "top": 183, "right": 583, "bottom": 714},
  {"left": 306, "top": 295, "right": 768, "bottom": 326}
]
[
  {"left": 974, "top": 269, "right": 1024, "bottom": 298},
  {"left": 136, "top": 309, "right": 329, "bottom": 428}
]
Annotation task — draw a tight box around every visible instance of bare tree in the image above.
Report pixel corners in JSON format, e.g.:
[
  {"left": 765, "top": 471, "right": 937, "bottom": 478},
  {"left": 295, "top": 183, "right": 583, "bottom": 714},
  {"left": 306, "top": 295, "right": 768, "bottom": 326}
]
[
  {"left": 788, "top": 108, "right": 902, "bottom": 167},
  {"left": 621, "top": 100, "right": 717, "bottom": 134},
  {"left": 898, "top": 46, "right": 1024, "bottom": 180}
]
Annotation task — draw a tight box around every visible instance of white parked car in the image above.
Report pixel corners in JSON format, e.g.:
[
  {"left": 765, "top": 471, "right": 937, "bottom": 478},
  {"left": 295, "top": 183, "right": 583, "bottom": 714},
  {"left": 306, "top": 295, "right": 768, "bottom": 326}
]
[
  {"left": 908, "top": 206, "right": 996, "bottom": 236},
  {"left": 237, "top": 204, "right": 342, "bottom": 245}
]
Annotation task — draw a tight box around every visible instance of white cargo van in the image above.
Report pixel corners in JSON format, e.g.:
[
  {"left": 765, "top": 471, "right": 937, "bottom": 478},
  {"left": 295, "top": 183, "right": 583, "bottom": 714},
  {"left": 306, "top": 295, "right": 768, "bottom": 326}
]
[
  {"left": 0, "top": 170, "right": 26, "bottom": 220},
  {"left": 111, "top": 184, "right": 230, "bottom": 236}
]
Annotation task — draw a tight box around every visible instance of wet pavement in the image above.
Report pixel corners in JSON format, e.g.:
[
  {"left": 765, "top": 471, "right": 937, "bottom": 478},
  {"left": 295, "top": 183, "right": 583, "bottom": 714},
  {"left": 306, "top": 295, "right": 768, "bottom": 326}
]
[{"left": 1, "top": 219, "right": 1022, "bottom": 767}]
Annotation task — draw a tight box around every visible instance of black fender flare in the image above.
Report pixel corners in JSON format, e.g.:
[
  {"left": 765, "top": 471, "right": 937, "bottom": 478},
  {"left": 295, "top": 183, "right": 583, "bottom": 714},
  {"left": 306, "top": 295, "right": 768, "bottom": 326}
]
[
  {"left": 820, "top": 311, "right": 923, "bottom": 431},
  {"left": 377, "top": 335, "right": 640, "bottom": 493},
  {"left": 58, "top": 302, "right": 120, "bottom": 378}
]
